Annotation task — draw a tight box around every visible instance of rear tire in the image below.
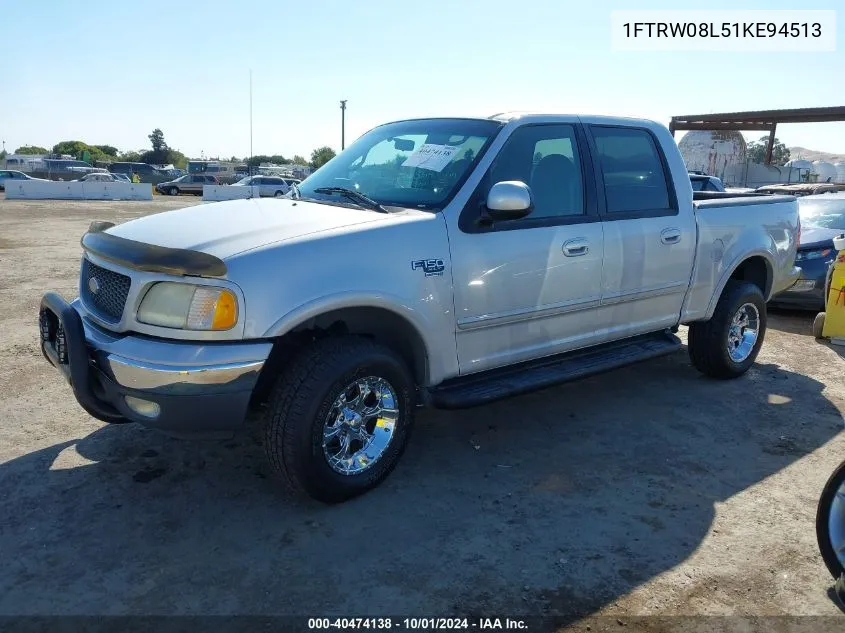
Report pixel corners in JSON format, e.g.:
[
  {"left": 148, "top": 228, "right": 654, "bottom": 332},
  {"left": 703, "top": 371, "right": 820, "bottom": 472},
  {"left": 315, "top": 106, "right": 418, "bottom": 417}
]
[
  {"left": 263, "top": 336, "right": 416, "bottom": 503},
  {"left": 813, "top": 312, "right": 826, "bottom": 339},
  {"left": 688, "top": 280, "right": 767, "bottom": 379},
  {"left": 816, "top": 460, "right": 845, "bottom": 580}
]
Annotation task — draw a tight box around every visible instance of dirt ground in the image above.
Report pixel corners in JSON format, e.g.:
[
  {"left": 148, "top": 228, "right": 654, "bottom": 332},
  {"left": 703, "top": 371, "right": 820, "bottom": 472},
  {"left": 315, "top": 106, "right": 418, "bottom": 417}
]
[{"left": 1, "top": 195, "right": 844, "bottom": 627}]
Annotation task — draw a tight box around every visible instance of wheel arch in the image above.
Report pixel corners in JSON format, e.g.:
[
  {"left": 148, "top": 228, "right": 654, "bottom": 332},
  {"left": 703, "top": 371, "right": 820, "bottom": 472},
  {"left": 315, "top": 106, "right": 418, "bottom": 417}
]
[
  {"left": 254, "top": 297, "right": 436, "bottom": 407},
  {"left": 705, "top": 252, "right": 773, "bottom": 320}
]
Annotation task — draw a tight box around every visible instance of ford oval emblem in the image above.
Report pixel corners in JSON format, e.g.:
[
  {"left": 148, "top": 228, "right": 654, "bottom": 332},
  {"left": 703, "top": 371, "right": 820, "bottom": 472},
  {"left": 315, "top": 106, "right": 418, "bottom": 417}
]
[{"left": 88, "top": 277, "right": 101, "bottom": 295}]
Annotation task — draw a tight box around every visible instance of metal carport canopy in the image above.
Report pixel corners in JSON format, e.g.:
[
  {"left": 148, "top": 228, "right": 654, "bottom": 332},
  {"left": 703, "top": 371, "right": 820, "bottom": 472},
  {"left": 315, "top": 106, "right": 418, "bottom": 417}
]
[{"left": 669, "top": 106, "right": 845, "bottom": 164}]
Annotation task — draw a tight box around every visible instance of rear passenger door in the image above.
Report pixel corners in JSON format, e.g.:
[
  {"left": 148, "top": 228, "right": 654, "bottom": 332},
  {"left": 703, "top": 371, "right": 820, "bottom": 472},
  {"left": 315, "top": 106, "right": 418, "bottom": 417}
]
[{"left": 584, "top": 124, "right": 696, "bottom": 340}]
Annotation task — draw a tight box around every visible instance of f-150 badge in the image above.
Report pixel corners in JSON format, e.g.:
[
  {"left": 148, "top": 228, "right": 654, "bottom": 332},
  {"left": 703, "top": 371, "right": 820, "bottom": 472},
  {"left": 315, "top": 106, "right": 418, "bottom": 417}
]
[{"left": 411, "top": 259, "right": 445, "bottom": 277}]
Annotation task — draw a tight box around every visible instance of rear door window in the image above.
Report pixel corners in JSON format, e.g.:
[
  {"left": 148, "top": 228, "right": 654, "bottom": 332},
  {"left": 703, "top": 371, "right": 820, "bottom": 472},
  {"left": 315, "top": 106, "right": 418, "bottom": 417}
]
[{"left": 589, "top": 126, "right": 673, "bottom": 215}]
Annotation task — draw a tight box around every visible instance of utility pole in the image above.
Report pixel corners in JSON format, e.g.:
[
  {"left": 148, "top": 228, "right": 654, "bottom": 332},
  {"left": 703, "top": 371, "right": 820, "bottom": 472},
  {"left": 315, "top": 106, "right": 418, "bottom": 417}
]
[
  {"left": 340, "top": 100, "right": 347, "bottom": 150},
  {"left": 249, "top": 70, "right": 254, "bottom": 173}
]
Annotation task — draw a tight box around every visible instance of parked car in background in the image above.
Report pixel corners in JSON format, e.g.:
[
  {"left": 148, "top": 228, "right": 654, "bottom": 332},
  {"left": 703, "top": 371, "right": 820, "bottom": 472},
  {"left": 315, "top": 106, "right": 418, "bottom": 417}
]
[
  {"left": 0, "top": 170, "right": 48, "bottom": 191},
  {"left": 232, "top": 175, "right": 291, "bottom": 197},
  {"left": 155, "top": 174, "right": 218, "bottom": 196},
  {"left": 770, "top": 192, "right": 845, "bottom": 311},
  {"left": 111, "top": 173, "right": 132, "bottom": 183},
  {"left": 689, "top": 173, "right": 725, "bottom": 192},
  {"left": 73, "top": 172, "right": 123, "bottom": 183}
]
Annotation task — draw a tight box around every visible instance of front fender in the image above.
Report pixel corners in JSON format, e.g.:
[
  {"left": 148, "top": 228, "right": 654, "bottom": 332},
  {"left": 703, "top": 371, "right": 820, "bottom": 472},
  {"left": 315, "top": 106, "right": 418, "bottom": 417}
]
[{"left": 262, "top": 292, "right": 454, "bottom": 386}]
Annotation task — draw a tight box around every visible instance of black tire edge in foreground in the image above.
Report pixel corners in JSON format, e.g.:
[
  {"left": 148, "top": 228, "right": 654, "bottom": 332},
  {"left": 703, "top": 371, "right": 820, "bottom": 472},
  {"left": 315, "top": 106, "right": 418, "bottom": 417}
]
[
  {"left": 816, "top": 460, "right": 845, "bottom": 581},
  {"left": 263, "top": 336, "right": 415, "bottom": 503},
  {"left": 688, "top": 280, "right": 767, "bottom": 379}
]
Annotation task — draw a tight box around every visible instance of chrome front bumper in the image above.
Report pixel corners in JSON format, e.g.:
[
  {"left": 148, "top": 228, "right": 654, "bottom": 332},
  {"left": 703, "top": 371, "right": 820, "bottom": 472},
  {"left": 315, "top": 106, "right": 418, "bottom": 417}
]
[{"left": 40, "top": 294, "right": 272, "bottom": 438}]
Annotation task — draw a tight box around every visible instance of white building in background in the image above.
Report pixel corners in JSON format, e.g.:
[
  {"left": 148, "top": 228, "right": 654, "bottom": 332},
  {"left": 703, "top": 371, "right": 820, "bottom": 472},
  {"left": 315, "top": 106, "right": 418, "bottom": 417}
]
[
  {"left": 835, "top": 162, "right": 845, "bottom": 184},
  {"left": 811, "top": 160, "right": 838, "bottom": 183},
  {"left": 677, "top": 130, "right": 746, "bottom": 180},
  {"left": 676, "top": 131, "right": 837, "bottom": 188}
]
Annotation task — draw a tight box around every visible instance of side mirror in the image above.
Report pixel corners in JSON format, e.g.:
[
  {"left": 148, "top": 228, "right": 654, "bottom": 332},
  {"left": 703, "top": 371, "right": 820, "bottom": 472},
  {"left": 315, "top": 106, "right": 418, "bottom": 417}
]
[{"left": 485, "top": 181, "right": 533, "bottom": 221}]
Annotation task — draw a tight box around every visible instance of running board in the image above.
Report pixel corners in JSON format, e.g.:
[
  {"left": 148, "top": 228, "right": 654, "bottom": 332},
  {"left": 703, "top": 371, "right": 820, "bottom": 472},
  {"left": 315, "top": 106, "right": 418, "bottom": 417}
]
[{"left": 428, "top": 332, "right": 682, "bottom": 409}]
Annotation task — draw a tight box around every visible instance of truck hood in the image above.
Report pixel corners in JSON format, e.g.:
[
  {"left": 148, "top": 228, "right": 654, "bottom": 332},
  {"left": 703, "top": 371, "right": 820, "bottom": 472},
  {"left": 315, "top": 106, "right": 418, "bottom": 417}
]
[{"left": 106, "top": 198, "right": 385, "bottom": 260}]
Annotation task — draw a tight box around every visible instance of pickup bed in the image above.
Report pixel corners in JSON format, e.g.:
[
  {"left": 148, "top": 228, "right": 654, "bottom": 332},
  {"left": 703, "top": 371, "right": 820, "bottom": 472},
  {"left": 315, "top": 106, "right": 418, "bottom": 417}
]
[{"left": 39, "top": 113, "right": 801, "bottom": 502}]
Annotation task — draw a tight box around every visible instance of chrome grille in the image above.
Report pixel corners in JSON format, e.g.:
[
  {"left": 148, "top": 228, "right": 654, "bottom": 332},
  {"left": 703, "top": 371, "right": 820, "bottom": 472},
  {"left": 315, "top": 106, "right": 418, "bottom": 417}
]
[{"left": 80, "top": 259, "right": 131, "bottom": 322}]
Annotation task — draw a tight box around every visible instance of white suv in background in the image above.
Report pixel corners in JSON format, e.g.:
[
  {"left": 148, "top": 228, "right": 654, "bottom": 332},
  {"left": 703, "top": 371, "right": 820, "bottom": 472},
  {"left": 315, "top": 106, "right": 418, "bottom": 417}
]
[{"left": 232, "top": 175, "right": 292, "bottom": 197}]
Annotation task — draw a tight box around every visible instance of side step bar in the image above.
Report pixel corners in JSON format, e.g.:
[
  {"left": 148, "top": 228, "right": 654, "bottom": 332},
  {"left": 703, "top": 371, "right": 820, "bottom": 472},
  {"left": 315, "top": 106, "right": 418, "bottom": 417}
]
[{"left": 428, "top": 331, "right": 682, "bottom": 409}]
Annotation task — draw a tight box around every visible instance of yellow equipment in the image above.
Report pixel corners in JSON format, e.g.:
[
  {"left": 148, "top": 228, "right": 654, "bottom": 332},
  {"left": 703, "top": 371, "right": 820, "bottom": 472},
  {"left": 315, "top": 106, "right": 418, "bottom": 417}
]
[{"left": 814, "top": 234, "right": 845, "bottom": 345}]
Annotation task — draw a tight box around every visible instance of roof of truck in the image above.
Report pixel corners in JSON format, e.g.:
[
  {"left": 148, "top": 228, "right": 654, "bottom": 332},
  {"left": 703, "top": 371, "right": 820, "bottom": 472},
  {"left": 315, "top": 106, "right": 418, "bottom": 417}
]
[{"left": 487, "top": 111, "right": 661, "bottom": 126}]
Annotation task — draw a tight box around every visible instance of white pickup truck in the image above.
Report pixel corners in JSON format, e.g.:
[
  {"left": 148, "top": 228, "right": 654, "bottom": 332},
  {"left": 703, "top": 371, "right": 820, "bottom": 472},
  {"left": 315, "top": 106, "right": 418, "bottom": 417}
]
[{"left": 39, "top": 113, "right": 801, "bottom": 503}]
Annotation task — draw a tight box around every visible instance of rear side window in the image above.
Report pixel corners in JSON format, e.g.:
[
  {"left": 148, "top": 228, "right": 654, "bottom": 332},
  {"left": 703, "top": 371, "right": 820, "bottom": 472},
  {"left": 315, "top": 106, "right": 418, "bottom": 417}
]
[{"left": 590, "top": 126, "right": 672, "bottom": 213}]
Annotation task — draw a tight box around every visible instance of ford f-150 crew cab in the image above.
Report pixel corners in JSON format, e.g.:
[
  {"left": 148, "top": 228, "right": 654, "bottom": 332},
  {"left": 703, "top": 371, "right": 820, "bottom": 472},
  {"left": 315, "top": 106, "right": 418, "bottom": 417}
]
[{"left": 39, "top": 113, "right": 801, "bottom": 503}]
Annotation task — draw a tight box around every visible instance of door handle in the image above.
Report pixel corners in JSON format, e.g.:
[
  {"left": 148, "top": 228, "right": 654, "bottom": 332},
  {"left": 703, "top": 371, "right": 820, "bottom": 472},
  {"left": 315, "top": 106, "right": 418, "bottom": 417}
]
[
  {"left": 661, "top": 228, "right": 682, "bottom": 245},
  {"left": 562, "top": 238, "right": 589, "bottom": 257}
]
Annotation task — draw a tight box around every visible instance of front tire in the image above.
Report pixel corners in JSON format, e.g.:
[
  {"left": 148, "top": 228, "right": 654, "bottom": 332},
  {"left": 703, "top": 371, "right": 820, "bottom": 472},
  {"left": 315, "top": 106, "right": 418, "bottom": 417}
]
[
  {"left": 688, "top": 280, "right": 767, "bottom": 379},
  {"left": 274, "top": 190, "right": 284, "bottom": 198},
  {"left": 263, "top": 337, "right": 416, "bottom": 503},
  {"left": 817, "top": 460, "right": 845, "bottom": 580},
  {"left": 167, "top": 187, "right": 179, "bottom": 196}
]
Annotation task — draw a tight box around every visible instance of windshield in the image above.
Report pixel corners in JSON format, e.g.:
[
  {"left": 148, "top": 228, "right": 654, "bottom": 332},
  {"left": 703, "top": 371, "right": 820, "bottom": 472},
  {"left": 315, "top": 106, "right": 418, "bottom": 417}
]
[
  {"left": 799, "top": 197, "right": 845, "bottom": 231},
  {"left": 296, "top": 118, "right": 502, "bottom": 210},
  {"left": 235, "top": 176, "right": 252, "bottom": 185}
]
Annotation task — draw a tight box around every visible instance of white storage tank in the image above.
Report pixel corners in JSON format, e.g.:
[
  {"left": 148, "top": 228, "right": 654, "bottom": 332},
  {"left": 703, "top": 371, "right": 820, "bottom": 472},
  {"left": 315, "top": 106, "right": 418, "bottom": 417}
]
[
  {"left": 785, "top": 159, "right": 813, "bottom": 170},
  {"left": 677, "top": 130, "right": 747, "bottom": 180},
  {"left": 811, "top": 161, "right": 838, "bottom": 183},
  {"left": 834, "top": 162, "right": 845, "bottom": 184}
]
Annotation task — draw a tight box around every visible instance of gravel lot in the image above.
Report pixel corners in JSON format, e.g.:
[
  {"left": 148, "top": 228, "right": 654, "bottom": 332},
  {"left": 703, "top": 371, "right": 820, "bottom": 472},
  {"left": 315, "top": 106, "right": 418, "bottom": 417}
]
[{"left": 1, "top": 196, "right": 844, "bottom": 627}]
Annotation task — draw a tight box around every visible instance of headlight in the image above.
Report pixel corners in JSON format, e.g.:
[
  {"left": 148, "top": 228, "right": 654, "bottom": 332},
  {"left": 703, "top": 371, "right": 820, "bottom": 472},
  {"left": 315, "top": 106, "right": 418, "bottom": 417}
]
[
  {"left": 137, "top": 283, "right": 238, "bottom": 330},
  {"left": 795, "top": 248, "right": 832, "bottom": 262}
]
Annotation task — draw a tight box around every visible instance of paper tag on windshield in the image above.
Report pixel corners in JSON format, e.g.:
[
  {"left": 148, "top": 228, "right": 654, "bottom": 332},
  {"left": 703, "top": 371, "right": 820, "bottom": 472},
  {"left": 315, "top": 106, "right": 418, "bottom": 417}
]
[{"left": 401, "top": 144, "right": 460, "bottom": 172}]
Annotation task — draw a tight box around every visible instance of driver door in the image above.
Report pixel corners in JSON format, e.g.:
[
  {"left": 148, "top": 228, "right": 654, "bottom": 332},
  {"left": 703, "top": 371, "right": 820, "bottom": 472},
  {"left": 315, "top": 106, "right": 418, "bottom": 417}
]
[{"left": 447, "top": 122, "right": 605, "bottom": 375}]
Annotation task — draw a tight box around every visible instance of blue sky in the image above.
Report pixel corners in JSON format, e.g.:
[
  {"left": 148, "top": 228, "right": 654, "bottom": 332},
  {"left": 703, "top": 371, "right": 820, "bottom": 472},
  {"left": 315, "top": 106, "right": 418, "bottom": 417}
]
[{"left": 1, "top": 0, "right": 842, "bottom": 160}]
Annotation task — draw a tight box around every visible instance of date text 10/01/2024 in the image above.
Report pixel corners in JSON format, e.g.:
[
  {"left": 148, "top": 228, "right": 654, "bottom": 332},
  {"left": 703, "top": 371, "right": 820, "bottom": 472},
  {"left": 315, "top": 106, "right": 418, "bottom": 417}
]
[{"left": 307, "top": 618, "right": 528, "bottom": 630}]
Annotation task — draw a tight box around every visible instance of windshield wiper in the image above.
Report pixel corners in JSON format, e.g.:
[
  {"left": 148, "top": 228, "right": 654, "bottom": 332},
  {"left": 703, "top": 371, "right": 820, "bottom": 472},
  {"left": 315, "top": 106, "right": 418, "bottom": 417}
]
[{"left": 313, "top": 187, "right": 388, "bottom": 214}]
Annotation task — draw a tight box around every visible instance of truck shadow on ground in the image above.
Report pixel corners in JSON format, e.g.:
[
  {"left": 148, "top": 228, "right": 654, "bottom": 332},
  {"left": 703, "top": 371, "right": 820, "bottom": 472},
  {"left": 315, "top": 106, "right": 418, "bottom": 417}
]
[{"left": 1, "top": 352, "right": 843, "bottom": 619}]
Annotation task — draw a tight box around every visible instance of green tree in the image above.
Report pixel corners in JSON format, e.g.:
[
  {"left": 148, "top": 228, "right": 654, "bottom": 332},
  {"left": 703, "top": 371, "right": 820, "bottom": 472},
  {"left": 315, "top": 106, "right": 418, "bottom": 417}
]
[
  {"left": 747, "top": 136, "right": 791, "bottom": 166},
  {"left": 310, "top": 146, "right": 336, "bottom": 169},
  {"left": 142, "top": 128, "right": 170, "bottom": 165},
  {"left": 136, "top": 128, "right": 187, "bottom": 168},
  {"left": 52, "top": 140, "right": 112, "bottom": 164},
  {"left": 15, "top": 145, "right": 48, "bottom": 155},
  {"left": 148, "top": 129, "right": 167, "bottom": 153},
  {"left": 0, "top": 149, "right": 6, "bottom": 162},
  {"left": 117, "top": 150, "right": 142, "bottom": 162},
  {"left": 94, "top": 145, "right": 118, "bottom": 157},
  {"left": 292, "top": 154, "right": 307, "bottom": 165},
  {"left": 167, "top": 149, "right": 188, "bottom": 170}
]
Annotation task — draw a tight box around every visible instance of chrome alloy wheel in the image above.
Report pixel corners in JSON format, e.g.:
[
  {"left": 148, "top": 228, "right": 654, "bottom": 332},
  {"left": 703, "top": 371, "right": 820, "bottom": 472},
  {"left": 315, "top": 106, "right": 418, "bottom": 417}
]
[
  {"left": 322, "top": 377, "right": 399, "bottom": 475},
  {"left": 726, "top": 302, "right": 760, "bottom": 362}
]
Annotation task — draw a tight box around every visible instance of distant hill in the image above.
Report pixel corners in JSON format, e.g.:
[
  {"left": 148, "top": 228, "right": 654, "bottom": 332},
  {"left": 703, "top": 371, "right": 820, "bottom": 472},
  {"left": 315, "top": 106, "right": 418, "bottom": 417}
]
[{"left": 788, "top": 147, "right": 844, "bottom": 163}]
